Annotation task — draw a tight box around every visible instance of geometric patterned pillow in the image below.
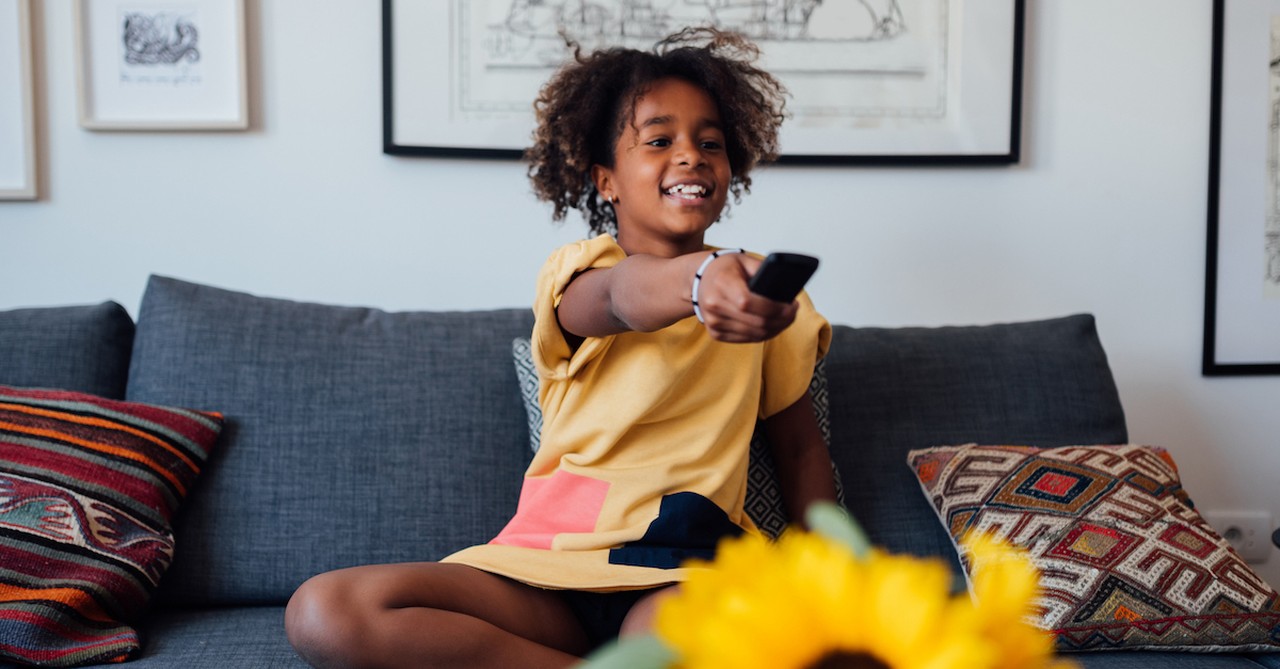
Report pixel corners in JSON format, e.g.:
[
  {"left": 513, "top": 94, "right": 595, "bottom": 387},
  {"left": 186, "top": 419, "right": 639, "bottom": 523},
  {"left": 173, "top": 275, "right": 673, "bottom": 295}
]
[
  {"left": 512, "top": 337, "right": 843, "bottom": 539},
  {"left": 742, "top": 356, "right": 845, "bottom": 539},
  {"left": 907, "top": 444, "right": 1280, "bottom": 653},
  {"left": 0, "top": 386, "right": 223, "bottom": 667},
  {"left": 511, "top": 337, "right": 542, "bottom": 453}
]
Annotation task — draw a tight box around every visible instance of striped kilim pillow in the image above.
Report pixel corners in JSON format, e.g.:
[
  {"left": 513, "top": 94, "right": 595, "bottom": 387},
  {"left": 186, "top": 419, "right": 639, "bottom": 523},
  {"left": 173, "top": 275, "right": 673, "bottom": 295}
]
[{"left": 0, "top": 386, "right": 223, "bottom": 666}]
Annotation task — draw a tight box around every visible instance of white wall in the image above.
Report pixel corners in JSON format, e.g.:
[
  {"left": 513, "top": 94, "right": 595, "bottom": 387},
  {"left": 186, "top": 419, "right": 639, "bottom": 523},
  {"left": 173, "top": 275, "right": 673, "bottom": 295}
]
[{"left": 3, "top": 1, "right": 1278, "bottom": 586}]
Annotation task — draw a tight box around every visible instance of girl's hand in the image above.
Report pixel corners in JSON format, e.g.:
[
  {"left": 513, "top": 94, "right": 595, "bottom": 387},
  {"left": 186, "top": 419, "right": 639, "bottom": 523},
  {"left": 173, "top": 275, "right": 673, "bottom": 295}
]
[{"left": 696, "top": 254, "right": 798, "bottom": 342}]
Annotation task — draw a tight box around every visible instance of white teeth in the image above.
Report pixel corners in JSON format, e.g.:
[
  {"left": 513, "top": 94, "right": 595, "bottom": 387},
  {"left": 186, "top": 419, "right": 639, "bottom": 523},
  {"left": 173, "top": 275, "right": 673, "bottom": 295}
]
[{"left": 665, "top": 184, "right": 707, "bottom": 197}]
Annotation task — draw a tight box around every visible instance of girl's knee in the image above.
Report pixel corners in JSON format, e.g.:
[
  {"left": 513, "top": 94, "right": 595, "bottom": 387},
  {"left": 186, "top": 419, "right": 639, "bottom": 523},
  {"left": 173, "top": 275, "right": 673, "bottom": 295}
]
[{"left": 286, "top": 572, "right": 370, "bottom": 668}]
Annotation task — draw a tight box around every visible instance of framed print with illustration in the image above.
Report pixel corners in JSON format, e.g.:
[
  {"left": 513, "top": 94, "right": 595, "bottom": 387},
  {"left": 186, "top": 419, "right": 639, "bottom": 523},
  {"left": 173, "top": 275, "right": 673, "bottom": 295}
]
[
  {"left": 1, "top": 0, "right": 36, "bottom": 199},
  {"left": 74, "top": 0, "right": 248, "bottom": 130},
  {"left": 1204, "top": 0, "right": 1280, "bottom": 375},
  {"left": 383, "top": 0, "right": 1024, "bottom": 164}
]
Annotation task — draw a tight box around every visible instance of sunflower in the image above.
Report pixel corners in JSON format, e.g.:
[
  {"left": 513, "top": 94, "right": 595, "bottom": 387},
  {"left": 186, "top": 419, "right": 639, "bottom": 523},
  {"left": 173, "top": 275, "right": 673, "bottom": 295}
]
[
  {"left": 656, "top": 530, "right": 992, "bottom": 669},
  {"left": 581, "top": 503, "right": 1077, "bottom": 669}
]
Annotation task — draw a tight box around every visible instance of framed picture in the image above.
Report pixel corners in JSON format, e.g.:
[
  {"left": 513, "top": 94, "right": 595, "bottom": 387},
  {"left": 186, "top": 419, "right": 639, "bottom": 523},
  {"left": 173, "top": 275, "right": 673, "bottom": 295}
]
[
  {"left": 74, "top": 0, "right": 248, "bottom": 130},
  {"left": 0, "top": 0, "right": 36, "bottom": 199},
  {"left": 1204, "top": 0, "right": 1280, "bottom": 375},
  {"left": 382, "top": 0, "right": 1024, "bottom": 164}
]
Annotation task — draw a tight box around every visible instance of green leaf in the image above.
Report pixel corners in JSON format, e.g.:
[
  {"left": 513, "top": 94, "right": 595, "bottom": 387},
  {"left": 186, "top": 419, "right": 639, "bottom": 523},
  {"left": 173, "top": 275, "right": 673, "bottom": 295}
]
[
  {"left": 807, "top": 501, "right": 873, "bottom": 559},
  {"left": 576, "top": 634, "right": 675, "bottom": 669}
]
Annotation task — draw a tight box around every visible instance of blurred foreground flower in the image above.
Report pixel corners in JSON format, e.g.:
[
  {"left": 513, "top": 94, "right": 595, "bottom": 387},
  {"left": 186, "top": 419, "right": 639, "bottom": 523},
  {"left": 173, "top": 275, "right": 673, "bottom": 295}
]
[{"left": 580, "top": 503, "right": 1077, "bottom": 669}]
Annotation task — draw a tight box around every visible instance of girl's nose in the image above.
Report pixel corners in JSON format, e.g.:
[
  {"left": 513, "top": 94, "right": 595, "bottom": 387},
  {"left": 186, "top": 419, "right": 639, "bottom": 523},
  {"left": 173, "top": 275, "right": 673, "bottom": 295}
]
[{"left": 673, "top": 140, "right": 705, "bottom": 167}]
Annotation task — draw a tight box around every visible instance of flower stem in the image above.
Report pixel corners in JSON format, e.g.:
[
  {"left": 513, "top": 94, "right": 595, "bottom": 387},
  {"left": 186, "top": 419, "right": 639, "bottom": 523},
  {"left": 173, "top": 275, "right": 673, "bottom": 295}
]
[{"left": 806, "top": 502, "right": 873, "bottom": 559}]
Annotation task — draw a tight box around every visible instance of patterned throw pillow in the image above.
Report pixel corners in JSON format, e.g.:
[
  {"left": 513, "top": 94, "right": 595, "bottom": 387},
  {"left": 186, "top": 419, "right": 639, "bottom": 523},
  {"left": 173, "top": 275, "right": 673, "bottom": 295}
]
[
  {"left": 512, "top": 337, "right": 843, "bottom": 538},
  {"left": 512, "top": 337, "right": 542, "bottom": 452},
  {"left": 907, "top": 443, "right": 1280, "bottom": 653},
  {"left": 0, "top": 386, "right": 223, "bottom": 666}
]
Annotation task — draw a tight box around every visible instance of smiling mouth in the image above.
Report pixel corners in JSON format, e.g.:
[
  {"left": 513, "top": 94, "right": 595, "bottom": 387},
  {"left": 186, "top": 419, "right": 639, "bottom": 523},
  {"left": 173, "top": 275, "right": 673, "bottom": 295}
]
[{"left": 663, "top": 183, "right": 712, "bottom": 200}]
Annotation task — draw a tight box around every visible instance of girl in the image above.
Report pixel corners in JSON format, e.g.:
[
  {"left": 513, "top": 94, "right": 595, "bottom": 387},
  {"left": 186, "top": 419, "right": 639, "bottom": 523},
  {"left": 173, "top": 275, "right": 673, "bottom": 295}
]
[{"left": 285, "top": 27, "right": 834, "bottom": 669}]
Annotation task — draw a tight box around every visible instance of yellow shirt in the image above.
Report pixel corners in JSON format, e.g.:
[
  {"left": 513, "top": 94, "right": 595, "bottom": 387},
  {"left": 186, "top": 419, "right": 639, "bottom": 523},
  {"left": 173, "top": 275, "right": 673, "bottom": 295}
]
[{"left": 443, "top": 235, "right": 831, "bottom": 590}]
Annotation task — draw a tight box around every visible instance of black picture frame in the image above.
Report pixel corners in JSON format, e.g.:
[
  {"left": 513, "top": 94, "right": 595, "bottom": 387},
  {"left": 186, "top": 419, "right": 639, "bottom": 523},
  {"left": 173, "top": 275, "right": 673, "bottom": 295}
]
[
  {"left": 382, "top": 0, "right": 1024, "bottom": 165},
  {"left": 1203, "top": 0, "right": 1280, "bottom": 375}
]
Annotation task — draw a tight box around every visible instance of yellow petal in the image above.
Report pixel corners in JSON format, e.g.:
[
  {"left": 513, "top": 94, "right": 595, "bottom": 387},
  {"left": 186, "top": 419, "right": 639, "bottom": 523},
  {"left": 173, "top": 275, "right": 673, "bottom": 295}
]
[{"left": 647, "top": 526, "right": 1074, "bottom": 669}]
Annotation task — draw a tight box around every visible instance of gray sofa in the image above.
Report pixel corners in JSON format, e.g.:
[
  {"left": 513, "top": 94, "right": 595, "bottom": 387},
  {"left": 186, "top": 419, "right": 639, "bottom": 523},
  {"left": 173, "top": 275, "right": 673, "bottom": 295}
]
[{"left": 1, "top": 274, "right": 1277, "bottom": 669}]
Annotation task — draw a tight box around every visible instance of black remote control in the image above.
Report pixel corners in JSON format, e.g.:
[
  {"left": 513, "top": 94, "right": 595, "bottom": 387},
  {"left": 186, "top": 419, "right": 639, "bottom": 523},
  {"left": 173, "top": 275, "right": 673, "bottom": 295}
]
[{"left": 748, "top": 252, "right": 819, "bottom": 302}]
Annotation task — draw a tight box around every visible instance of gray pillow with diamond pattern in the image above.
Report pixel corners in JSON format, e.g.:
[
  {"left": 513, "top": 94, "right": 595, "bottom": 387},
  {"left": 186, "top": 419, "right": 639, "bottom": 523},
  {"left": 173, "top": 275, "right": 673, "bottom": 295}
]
[{"left": 511, "top": 337, "right": 842, "bottom": 538}]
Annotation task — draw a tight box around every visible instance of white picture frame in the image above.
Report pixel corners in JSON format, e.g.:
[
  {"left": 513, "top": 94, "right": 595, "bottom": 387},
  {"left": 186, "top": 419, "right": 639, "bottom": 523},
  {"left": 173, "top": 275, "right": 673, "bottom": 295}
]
[
  {"left": 382, "top": 0, "right": 1024, "bottom": 164},
  {"left": 1203, "top": 0, "right": 1280, "bottom": 374},
  {"left": 0, "top": 0, "right": 36, "bottom": 199},
  {"left": 74, "top": 0, "right": 248, "bottom": 130}
]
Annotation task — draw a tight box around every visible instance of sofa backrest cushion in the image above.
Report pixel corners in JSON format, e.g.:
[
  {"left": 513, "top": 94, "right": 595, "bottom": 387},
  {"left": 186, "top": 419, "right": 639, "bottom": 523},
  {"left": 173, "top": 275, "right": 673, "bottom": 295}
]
[
  {"left": 822, "top": 314, "right": 1129, "bottom": 577},
  {"left": 0, "top": 302, "right": 135, "bottom": 399},
  {"left": 126, "top": 276, "right": 535, "bottom": 606}
]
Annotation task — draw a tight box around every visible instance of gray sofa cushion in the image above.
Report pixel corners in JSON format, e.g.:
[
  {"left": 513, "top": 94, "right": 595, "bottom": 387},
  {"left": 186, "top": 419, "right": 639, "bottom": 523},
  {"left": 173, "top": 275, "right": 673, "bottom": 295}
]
[
  {"left": 129, "top": 608, "right": 306, "bottom": 668},
  {"left": 1072, "top": 654, "right": 1276, "bottom": 668},
  {"left": 130, "top": 608, "right": 307, "bottom": 668},
  {"left": 822, "top": 315, "right": 1129, "bottom": 576},
  {"left": 0, "top": 301, "right": 134, "bottom": 398},
  {"left": 127, "top": 276, "right": 535, "bottom": 606},
  {"left": 37, "top": 606, "right": 1255, "bottom": 669},
  {"left": 2, "top": 611, "right": 1269, "bottom": 669}
]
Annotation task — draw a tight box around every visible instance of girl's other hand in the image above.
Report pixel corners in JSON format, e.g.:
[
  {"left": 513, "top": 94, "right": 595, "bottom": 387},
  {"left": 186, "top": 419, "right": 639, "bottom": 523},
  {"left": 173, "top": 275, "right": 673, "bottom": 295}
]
[{"left": 697, "top": 254, "right": 798, "bottom": 342}]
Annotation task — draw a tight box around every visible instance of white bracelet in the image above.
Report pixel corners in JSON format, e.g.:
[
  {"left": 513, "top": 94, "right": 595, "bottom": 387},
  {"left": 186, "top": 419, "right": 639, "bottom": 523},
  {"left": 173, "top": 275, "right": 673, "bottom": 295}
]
[{"left": 691, "top": 248, "right": 745, "bottom": 323}]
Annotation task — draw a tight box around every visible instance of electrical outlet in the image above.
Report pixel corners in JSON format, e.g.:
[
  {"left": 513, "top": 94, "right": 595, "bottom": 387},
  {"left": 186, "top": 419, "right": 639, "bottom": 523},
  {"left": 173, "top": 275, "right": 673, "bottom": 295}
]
[{"left": 1203, "top": 511, "right": 1273, "bottom": 563}]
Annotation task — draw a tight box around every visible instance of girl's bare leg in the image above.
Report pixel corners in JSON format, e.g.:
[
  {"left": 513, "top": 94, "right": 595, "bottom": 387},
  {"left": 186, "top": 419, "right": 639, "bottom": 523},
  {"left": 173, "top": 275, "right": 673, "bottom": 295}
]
[
  {"left": 285, "top": 562, "right": 590, "bottom": 669},
  {"left": 618, "top": 585, "right": 678, "bottom": 638}
]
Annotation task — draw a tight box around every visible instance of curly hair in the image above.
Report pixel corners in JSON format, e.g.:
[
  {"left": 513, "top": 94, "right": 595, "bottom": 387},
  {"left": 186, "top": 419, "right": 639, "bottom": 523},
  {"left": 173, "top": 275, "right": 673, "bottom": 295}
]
[{"left": 526, "top": 27, "right": 788, "bottom": 236}]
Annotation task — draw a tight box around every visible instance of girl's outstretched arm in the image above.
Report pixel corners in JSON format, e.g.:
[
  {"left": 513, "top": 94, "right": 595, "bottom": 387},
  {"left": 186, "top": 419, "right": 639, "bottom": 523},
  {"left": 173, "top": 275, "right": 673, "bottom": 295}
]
[
  {"left": 763, "top": 390, "right": 839, "bottom": 528},
  {"left": 557, "top": 251, "right": 797, "bottom": 343}
]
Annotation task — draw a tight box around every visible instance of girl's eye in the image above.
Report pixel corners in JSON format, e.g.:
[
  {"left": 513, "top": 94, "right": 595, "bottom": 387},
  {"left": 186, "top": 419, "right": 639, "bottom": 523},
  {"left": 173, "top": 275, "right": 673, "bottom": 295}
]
[
  {"left": 701, "top": 140, "right": 723, "bottom": 150},
  {"left": 647, "top": 138, "right": 671, "bottom": 147}
]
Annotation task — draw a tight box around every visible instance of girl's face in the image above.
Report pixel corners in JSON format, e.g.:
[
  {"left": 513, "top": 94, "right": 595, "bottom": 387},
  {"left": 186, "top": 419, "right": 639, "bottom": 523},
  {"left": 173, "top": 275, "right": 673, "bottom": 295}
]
[{"left": 592, "top": 77, "right": 732, "bottom": 257}]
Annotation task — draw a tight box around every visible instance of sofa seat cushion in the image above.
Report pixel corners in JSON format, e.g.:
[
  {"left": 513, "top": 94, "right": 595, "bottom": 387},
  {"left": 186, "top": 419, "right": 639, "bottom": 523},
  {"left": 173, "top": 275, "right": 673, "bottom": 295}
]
[
  {"left": 130, "top": 607, "right": 304, "bottom": 668},
  {"left": 0, "top": 607, "right": 308, "bottom": 669},
  {"left": 4, "top": 623, "right": 1267, "bottom": 669},
  {"left": 1071, "top": 652, "right": 1277, "bottom": 668},
  {"left": 126, "top": 276, "right": 536, "bottom": 606},
  {"left": 0, "top": 612, "right": 1266, "bottom": 669},
  {"left": 0, "top": 302, "right": 134, "bottom": 399}
]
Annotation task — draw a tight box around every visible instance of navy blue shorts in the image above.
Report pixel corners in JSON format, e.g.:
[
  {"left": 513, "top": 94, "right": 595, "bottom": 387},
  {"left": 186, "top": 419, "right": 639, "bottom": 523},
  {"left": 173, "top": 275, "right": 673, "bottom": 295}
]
[{"left": 556, "top": 588, "right": 662, "bottom": 651}]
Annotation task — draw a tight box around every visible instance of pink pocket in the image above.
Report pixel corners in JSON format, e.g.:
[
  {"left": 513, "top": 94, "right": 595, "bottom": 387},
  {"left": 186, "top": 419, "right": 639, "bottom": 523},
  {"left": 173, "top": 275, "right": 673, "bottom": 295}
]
[{"left": 491, "top": 470, "right": 611, "bottom": 549}]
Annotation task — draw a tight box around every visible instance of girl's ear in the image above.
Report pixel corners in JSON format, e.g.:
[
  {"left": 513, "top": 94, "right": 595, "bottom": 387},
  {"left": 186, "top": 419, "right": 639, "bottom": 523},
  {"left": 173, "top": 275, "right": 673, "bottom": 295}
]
[{"left": 591, "top": 164, "right": 614, "bottom": 202}]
